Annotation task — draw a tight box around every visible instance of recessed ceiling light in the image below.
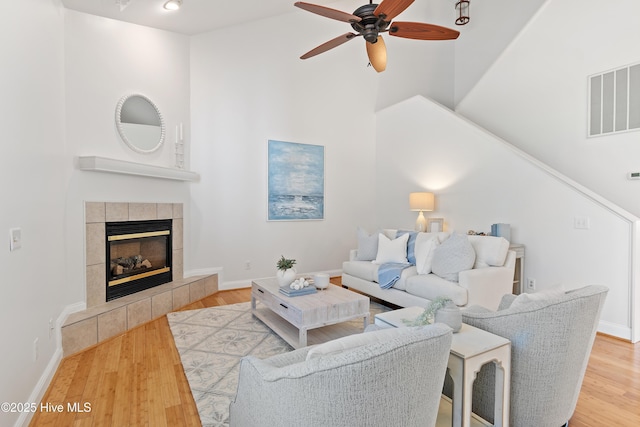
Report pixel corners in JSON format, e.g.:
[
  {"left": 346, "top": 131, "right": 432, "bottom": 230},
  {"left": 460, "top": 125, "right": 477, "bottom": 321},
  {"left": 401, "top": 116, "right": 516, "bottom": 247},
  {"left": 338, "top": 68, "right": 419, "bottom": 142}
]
[{"left": 163, "top": 0, "right": 182, "bottom": 11}]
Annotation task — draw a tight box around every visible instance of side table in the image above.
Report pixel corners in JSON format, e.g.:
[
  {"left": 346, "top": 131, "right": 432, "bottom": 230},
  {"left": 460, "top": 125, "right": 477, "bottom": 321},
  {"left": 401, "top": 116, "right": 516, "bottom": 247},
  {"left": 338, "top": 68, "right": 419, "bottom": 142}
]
[
  {"left": 375, "top": 307, "right": 511, "bottom": 427},
  {"left": 509, "top": 244, "right": 525, "bottom": 295}
]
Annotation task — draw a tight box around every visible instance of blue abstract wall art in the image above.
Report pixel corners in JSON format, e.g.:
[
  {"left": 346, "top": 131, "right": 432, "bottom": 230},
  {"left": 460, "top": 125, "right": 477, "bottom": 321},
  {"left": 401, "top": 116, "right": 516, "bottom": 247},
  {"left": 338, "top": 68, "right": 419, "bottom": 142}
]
[{"left": 268, "top": 140, "right": 324, "bottom": 221}]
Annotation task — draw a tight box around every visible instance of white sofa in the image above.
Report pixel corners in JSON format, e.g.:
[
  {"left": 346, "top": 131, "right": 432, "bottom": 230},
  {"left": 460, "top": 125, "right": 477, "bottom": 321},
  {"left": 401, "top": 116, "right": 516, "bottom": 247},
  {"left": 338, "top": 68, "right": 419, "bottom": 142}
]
[{"left": 342, "top": 230, "right": 516, "bottom": 311}]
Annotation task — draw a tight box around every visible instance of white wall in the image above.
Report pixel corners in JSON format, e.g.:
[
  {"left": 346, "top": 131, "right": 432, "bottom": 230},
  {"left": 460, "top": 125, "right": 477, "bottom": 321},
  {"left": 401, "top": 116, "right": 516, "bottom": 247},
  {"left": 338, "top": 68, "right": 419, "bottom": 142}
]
[
  {"left": 376, "top": 96, "right": 633, "bottom": 339},
  {"left": 456, "top": 0, "right": 640, "bottom": 218},
  {"left": 187, "top": 1, "right": 470, "bottom": 288},
  {"left": 453, "top": 0, "right": 547, "bottom": 105},
  {"left": 63, "top": 9, "right": 193, "bottom": 306},
  {"left": 65, "top": 10, "right": 190, "bottom": 167},
  {"left": 0, "top": 9, "right": 192, "bottom": 425},
  {"left": 374, "top": 0, "right": 457, "bottom": 110},
  {"left": 189, "top": 9, "right": 379, "bottom": 286},
  {"left": 0, "top": 1, "right": 66, "bottom": 425}
]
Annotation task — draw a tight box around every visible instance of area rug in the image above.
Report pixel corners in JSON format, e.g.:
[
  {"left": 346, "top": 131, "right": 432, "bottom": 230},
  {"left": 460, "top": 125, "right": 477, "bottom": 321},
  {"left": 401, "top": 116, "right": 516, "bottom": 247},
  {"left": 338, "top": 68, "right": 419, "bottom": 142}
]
[{"left": 167, "top": 300, "right": 391, "bottom": 427}]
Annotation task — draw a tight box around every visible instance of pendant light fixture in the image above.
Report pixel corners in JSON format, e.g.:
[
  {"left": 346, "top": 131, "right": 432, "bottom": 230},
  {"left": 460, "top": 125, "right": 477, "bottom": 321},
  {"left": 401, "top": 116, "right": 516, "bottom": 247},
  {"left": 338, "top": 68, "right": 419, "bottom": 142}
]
[{"left": 455, "top": 0, "right": 470, "bottom": 25}]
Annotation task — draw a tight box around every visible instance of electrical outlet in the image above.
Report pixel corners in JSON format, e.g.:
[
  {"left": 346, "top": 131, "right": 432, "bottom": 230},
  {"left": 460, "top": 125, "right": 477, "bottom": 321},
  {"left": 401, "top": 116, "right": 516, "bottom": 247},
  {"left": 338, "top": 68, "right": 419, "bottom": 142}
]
[
  {"left": 244, "top": 260, "right": 251, "bottom": 270},
  {"left": 527, "top": 278, "right": 536, "bottom": 290},
  {"left": 574, "top": 216, "right": 590, "bottom": 229},
  {"left": 33, "top": 338, "right": 39, "bottom": 362}
]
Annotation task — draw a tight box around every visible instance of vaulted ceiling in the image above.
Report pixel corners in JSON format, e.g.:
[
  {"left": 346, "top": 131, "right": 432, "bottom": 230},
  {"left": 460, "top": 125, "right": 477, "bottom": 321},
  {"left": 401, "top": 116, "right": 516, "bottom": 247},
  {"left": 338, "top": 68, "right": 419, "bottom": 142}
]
[{"left": 62, "top": 0, "right": 312, "bottom": 35}]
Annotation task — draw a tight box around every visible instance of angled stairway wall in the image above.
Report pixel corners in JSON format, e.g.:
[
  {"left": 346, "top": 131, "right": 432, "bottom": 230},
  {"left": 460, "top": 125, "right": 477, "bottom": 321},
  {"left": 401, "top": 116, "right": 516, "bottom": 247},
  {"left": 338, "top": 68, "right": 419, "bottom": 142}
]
[{"left": 375, "top": 95, "right": 639, "bottom": 342}]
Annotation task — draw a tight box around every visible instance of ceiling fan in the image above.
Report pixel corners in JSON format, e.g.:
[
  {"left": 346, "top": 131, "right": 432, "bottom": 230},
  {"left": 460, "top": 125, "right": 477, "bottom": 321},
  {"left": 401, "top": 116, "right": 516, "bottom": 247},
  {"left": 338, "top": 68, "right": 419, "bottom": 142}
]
[{"left": 294, "top": 0, "right": 460, "bottom": 72}]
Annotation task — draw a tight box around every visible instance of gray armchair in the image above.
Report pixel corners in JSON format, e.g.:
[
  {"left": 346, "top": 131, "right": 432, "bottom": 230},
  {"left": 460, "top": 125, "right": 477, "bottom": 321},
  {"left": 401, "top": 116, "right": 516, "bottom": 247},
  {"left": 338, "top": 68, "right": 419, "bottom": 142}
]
[
  {"left": 457, "top": 285, "right": 608, "bottom": 427},
  {"left": 229, "top": 324, "right": 453, "bottom": 427}
]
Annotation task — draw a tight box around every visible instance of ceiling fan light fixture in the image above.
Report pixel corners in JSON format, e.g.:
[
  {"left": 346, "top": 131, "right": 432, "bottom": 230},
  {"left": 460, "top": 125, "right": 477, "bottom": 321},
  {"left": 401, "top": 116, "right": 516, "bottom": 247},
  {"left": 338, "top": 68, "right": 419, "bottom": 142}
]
[
  {"left": 455, "top": 0, "right": 470, "bottom": 26},
  {"left": 163, "top": 0, "right": 182, "bottom": 11},
  {"left": 366, "top": 36, "right": 387, "bottom": 73},
  {"left": 295, "top": 0, "right": 459, "bottom": 72}
]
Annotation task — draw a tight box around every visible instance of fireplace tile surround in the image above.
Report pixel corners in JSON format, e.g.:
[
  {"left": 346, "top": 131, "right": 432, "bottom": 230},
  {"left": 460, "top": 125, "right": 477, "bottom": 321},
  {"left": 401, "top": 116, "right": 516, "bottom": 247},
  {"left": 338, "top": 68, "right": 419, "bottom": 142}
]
[{"left": 61, "top": 202, "right": 218, "bottom": 356}]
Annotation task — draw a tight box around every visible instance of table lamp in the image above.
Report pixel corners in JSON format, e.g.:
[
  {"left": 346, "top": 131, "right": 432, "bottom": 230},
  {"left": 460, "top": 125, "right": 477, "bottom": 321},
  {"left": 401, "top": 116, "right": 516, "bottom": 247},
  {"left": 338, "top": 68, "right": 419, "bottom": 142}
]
[{"left": 409, "top": 192, "right": 434, "bottom": 232}]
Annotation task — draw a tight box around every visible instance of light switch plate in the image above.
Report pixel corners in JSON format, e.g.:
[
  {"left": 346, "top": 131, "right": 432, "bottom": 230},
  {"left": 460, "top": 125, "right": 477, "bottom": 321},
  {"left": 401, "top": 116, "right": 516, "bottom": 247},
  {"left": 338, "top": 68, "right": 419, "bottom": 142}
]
[{"left": 9, "top": 228, "right": 21, "bottom": 251}]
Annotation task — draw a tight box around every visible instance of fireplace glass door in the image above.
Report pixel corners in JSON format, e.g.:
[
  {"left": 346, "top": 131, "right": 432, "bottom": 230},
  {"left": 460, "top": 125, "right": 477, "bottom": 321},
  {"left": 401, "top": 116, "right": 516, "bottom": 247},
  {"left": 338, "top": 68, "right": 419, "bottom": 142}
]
[{"left": 106, "top": 219, "right": 172, "bottom": 301}]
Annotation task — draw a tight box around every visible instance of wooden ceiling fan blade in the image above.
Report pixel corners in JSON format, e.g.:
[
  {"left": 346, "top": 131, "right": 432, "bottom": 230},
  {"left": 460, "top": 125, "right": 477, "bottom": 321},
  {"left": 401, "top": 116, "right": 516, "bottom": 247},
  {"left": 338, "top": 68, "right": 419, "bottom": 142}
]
[
  {"left": 366, "top": 36, "right": 387, "bottom": 73},
  {"left": 300, "top": 33, "right": 358, "bottom": 59},
  {"left": 389, "top": 22, "right": 460, "bottom": 40},
  {"left": 294, "top": 2, "right": 362, "bottom": 23},
  {"left": 373, "top": 0, "right": 414, "bottom": 21}
]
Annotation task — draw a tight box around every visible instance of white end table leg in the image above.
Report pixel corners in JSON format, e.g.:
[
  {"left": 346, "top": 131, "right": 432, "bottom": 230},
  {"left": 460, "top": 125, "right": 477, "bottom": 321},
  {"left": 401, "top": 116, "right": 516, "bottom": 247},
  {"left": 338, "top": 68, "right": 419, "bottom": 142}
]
[
  {"left": 447, "top": 356, "right": 464, "bottom": 427},
  {"left": 493, "top": 346, "right": 511, "bottom": 427}
]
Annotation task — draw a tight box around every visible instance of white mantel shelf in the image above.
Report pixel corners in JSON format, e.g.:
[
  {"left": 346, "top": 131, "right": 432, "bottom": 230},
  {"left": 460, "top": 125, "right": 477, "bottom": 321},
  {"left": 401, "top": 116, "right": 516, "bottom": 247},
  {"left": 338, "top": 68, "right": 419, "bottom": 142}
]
[{"left": 78, "top": 156, "right": 199, "bottom": 182}]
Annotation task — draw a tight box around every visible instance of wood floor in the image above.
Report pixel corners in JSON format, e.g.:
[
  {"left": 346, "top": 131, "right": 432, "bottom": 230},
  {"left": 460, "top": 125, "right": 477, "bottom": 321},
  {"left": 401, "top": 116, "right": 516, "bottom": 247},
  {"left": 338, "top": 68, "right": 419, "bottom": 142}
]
[{"left": 31, "top": 285, "right": 640, "bottom": 427}]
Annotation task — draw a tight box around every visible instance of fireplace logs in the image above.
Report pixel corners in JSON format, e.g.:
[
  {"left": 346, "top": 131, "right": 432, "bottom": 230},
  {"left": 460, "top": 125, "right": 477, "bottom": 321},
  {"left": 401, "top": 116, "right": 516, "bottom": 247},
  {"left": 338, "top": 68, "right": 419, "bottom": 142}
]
[{"left": 111, "top": 255, "right": 153, "bottom": 276}]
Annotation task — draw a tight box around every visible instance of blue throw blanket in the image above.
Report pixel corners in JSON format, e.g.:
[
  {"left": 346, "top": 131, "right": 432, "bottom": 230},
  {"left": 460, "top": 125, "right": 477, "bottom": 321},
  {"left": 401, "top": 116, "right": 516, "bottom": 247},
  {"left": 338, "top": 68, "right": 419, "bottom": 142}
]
[
  {"left": 378, "top": 262, "right": 411, "bottom": 289},
  {"left": 376, "top": 230, "right": 417, "bottom": 289}
]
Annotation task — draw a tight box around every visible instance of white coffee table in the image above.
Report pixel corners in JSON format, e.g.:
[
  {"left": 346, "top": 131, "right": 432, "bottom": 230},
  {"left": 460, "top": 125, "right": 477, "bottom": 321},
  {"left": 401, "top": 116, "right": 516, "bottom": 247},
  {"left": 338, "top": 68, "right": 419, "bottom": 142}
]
[
  {"left": 375, "top": 306, "right": 511, "bottom": 427},
  {"left": 251, "top": 278, "right": 370, "bottom": 349}
]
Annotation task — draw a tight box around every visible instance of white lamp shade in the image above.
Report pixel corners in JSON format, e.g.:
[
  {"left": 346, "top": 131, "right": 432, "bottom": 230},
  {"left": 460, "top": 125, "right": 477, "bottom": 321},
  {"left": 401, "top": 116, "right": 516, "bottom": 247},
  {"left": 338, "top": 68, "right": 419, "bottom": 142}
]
[{"left": 409, "top": 192, "right": 435, "bottom": 212}]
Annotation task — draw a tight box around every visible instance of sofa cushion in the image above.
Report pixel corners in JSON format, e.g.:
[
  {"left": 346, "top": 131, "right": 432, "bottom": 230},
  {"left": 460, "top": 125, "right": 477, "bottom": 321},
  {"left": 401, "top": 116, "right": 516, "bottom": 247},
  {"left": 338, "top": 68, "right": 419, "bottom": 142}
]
[
  {"left": 509, "top": 288, "right": 566, "bottom": 309},
  {"left": 405, "top": 274, "right": 468, "bottom": 306},
  {"left": 343, "top": 262, "right": 415, "bottom": 289},
  {"left": 355, "top": 227, "right": 380, "bottom": 261},
  {"left": 431, "top": 233, "right": 476, "bottom": 282},
  {"left": 390, "top": 266, "right": 417, "bottom": 291},
  {"left": 468, "top": 235, "right": 510, "bottom": 268},
  {"left": 342, "top": 260, "right": 379, "bottom": 283},
  {"left": 415, "top": 233, "right": 440, "bottom": 275},
  {"left": 373, "top": 233, "right": 410, "bottom": 265},
  {"left": 305, "top": 326, "right": 417, "bottom": 360}
]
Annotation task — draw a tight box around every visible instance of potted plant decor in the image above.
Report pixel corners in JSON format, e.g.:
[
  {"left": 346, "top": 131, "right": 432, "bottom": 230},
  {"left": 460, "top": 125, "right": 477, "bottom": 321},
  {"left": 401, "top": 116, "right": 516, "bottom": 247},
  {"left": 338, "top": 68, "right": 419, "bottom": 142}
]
[
  {"left": 276, "top": 255, "right": 297, "bottom": 287},
  {"left": 405, "top": 296, "right": 462, "bottom": 332}
]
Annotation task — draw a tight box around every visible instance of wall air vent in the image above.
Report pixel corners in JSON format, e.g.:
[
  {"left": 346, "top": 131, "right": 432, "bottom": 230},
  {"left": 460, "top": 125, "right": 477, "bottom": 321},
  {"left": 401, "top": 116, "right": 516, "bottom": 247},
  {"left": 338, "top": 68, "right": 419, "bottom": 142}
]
[{"left": 589, "top": 62, "right": 640, "bottom": 137}]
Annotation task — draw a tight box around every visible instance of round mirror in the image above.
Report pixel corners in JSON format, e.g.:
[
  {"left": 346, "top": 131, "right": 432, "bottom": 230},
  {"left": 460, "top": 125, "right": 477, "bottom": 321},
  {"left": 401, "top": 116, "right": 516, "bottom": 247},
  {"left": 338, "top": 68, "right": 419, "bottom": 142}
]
[{"left": 115, "top": 94, "right": 165, "bottom": 154}]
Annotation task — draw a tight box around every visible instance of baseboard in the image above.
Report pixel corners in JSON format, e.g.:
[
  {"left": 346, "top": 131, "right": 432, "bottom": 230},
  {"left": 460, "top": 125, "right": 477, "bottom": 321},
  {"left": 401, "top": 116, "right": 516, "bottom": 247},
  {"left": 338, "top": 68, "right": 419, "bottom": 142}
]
[
  {"left": 16, "top": 300, "right": 87, "bottom": 427},
  {"left": 598, "top": 319, "right": 632, "bottom": 341},
  {"left": 201, "top": 268, "right": 344, "bottom": 291},
  {"left": 59, "top": 301, "right": 86, "bottom": 327},
  {"left": 15, "top": 348, "right": 62, "bottom": 427},
  {"left": 220, "top": 279, "right": 252, "bottom": 290},
  {"left": 185, "top": 267, "right": 223, "bottom": 278}
]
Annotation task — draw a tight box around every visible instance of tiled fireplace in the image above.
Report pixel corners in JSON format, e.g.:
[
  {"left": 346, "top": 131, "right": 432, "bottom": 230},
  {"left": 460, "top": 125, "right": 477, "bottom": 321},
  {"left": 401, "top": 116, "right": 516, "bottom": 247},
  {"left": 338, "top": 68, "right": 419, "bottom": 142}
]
[
  {"left": 61, "top": 202, "right": 218, "bottom": 356},
  {"left": 85, "top": 202, "right": 184, "bottom": 306}
]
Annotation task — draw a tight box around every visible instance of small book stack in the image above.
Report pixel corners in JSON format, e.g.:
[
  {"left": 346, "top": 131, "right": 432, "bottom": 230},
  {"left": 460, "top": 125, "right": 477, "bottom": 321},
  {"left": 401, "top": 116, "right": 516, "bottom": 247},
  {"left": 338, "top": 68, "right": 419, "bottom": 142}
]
[
  {"left": 491, "top": 223, "right": 511, "bottom": 241},
  {"left": 279, "top": 286, "right": 317, "bottom": 297}
]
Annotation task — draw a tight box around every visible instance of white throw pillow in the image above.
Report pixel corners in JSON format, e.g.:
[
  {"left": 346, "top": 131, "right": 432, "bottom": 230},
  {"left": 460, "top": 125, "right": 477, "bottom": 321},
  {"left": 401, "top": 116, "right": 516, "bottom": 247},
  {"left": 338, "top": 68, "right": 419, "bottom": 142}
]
[
  {"left": 431, "top": 233, "right": 476, "bottom": 282},
  {"left": 468, "top": 235, "right": 510, "bottom": 268},
  {"left": 435, "top": 232, "right": 451, "bottom": 243},
  {"left": 306, "top": 327, "right": 415, "bottom": 360},
  {"left": 355, "top": 227, "right": 380, "bottom": 261},
  {"left": 510, "top": 289, "right": 566, "bottom": 309},
  {"left": 414, "top": 233, "right": 440, "bottom": 275},
  {"left": 372, "top": 233, "right": 410, "bottom": 265}
]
